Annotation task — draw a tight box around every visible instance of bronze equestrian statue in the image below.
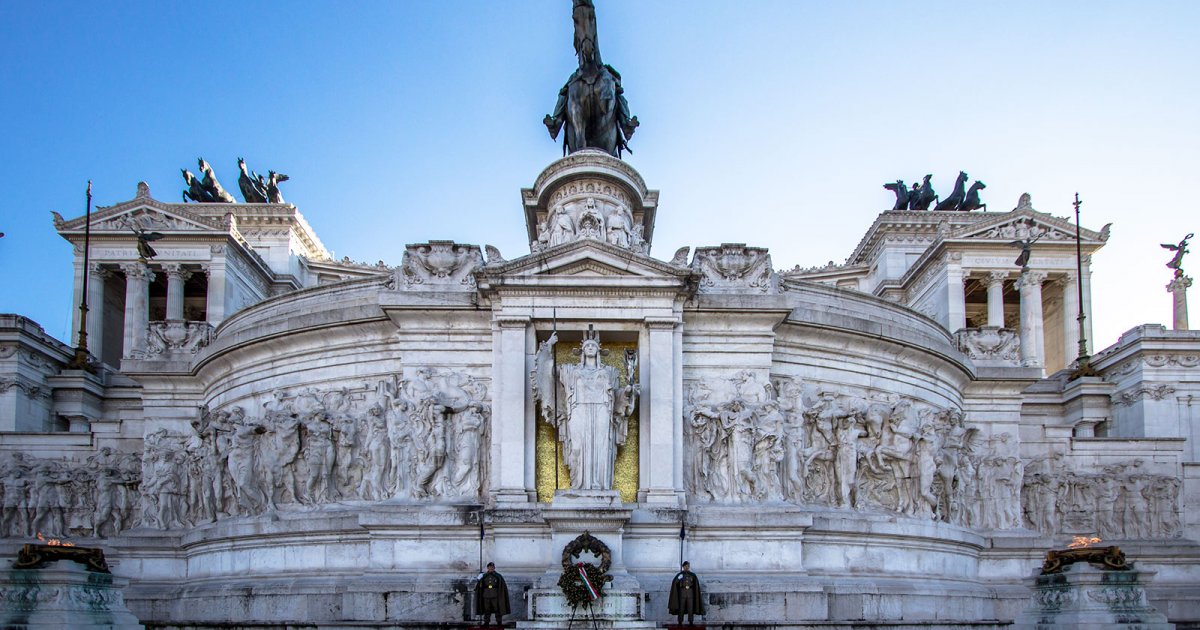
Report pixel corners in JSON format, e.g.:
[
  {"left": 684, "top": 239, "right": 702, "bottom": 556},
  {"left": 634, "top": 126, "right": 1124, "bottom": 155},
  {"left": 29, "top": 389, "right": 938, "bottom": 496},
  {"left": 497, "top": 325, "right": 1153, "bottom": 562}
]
[
  {"left": 883, "top": 180, "right": 910, "bottom": 211},
  {"left": 543, "top": 0, "right": 639, "bottom": 158},
  {"left": 959, "top": 180, "right": 987, "bottom": 212},
  {"left": 909, "top": 174, "right": 937, "bottom": 211},
  {"left": 934, "top": 171, "right": 968, "bottom": 212}
]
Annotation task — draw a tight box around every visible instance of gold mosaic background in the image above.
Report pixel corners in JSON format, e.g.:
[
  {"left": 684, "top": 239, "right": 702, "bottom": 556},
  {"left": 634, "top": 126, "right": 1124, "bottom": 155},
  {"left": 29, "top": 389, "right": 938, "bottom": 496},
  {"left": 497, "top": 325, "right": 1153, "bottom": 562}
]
[{"left": 536, "top": 341, "right": 639, "bottom": 503}]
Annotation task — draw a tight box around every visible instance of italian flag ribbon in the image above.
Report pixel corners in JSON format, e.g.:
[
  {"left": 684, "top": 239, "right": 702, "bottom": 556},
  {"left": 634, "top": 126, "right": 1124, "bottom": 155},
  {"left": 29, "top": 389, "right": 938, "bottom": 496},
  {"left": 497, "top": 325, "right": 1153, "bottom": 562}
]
[{"left": 576, "top": 563, "right": 600, "bottom": 601}]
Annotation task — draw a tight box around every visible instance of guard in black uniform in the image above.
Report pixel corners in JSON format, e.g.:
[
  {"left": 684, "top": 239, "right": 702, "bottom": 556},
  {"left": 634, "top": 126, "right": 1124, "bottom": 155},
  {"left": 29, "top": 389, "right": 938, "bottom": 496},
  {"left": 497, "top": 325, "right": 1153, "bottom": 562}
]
[
  {"left": 668, "top": 560, "right": 704, "bottom": 626},
  {"left": 475, "top": 561, "right": 510, "bottom": 627}
]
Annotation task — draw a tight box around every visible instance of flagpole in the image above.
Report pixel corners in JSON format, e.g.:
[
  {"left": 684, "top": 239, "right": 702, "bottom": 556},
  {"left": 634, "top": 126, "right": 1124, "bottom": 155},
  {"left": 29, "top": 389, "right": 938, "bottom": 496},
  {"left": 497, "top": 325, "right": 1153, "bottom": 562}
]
[
  {"left": 478, "top": 508, "right": 484, "bottom": 574},
  {"left": 1069, "top": 192, "right": 1098, "bottom": 379},
  {"left": 67, "top": 181, "right": 95, "bottom": 372},
  {"left": 552, "top": 308, "right": 560, "bottom": 493},
  {"left": 679, "top": 513, "right": 686, "bottom": 568}
]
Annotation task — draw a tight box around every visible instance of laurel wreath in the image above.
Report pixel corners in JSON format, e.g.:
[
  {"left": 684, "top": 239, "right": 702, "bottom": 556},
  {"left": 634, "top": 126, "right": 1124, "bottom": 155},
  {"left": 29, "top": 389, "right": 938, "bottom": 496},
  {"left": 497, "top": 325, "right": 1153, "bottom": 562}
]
[{"left": 558, "top": 562, "right": 611, "bottom": 608}]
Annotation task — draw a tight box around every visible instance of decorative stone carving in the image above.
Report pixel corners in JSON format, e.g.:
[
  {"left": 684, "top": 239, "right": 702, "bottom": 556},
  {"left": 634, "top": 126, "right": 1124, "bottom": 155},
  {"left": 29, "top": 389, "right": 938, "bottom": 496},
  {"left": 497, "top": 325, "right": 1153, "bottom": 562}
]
[
  {"left": 691, "top": 244, "right": 776, "bottom": 294},
  {"left": 398, "top": 241, "right": 484, "bottom": 290},
  {"left": 138, "top": 369, "right": 491, "bottom": 528},
  {"left": 954, "top": 327, "right": 1020, "bottom": 364},
  {"left": 0, "top": 449, "right": 141, "bottom": 539},
  {"left": 1111, "top": 384, "right": 1177, "bottom": 407},
  {"left": 135, "top": 321, "right": 214, "bottom": 357},
  {"left": 531, "top": 328, "right": 638, "bottom": 491},
  {"left": 532, "top": 191, "right": 648, "bottom": 254},
  {"left": 1021, "top": 459, "right": 1181, "bottom": 539}
]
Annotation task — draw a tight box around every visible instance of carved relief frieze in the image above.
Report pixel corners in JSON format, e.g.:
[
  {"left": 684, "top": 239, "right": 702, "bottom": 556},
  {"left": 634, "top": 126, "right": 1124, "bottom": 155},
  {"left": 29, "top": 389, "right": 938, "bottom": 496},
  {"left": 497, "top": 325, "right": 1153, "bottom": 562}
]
[
  {"left": 0, "top": 449, "right": 142, "bottom": 539},
  {"left": 135, "top": 368, "right": 491, "bottom": 530},
  {"left": 1022, "top": 458, "right": 1181, "bottom": 539},
  {"left": 691, "top": 244, "right": 776, "bottom": 294},
  {"left": 398, "top": 241, "right": 484, "bottom": 290},
  {"left": 132, "top": 321, "right": 215, "bottom": 358}
]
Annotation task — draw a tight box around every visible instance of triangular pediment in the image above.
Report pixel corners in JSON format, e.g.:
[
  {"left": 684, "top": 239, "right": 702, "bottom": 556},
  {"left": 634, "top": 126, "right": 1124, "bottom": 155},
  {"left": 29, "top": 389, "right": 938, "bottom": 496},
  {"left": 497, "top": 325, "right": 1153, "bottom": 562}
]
[
  {"left": 949, "top": 204, "right": 1109, "bottom": 244},
  {"left": 56, "top": 190, "right": 226, "bottom": 235},
  {"left": 477, "top": 239, "right": 693, "bottom": 281}
]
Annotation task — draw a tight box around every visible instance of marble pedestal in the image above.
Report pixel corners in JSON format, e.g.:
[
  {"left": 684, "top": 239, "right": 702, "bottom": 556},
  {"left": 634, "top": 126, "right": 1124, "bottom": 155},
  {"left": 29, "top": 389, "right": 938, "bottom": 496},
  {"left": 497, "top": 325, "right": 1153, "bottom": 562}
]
[
  {"left": 1012, "top": 562, "right": 1173, "bottom": 629},
  {"left": 0, "top": 561, "right": 143, "bottom": 629}
]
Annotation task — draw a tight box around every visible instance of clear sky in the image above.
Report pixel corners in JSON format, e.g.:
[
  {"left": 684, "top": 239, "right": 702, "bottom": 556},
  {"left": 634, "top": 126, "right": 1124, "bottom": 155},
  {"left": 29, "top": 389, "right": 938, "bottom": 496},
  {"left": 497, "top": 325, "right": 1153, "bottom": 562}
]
[{"left": 0, "top": 1, "right": 1196, "bottom": 351}]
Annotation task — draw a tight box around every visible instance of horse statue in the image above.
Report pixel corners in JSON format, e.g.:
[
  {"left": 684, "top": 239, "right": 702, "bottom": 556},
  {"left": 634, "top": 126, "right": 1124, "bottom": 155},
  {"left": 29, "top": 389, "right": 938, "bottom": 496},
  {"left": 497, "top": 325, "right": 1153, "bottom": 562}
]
[
  {"left": 959, "top": 180, "right": 987, "bottom": 212},
  {"left": 934, "top": 171, "right": 968, "bottom": 212},
  {"left": 543, "top": 0, "right": 639, "bottom": 158},
  {"left": 909, "top": 174, "right": 937, "bottom": 211},
  {"left": 883, "top": 180, "right": 910, "bottom": 211},
  {"left": 181, "top": 169, "right": 209, "bottom": 203},
  {"left": 264, "top": 171, "right": 289, "bottom": 204},
  {"left": 197, "top": 158, "right": 236, "bottom": 203},
  {"left": 237, "top": 158, "right": 268, "bottom": 203}
]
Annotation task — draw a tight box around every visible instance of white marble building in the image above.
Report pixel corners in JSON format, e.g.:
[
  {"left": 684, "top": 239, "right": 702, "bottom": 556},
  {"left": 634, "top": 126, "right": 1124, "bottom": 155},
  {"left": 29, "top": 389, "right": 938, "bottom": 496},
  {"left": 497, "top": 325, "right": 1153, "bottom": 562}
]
[{"left": 0, "top": 150, "right": 1197, "bottom": 628}]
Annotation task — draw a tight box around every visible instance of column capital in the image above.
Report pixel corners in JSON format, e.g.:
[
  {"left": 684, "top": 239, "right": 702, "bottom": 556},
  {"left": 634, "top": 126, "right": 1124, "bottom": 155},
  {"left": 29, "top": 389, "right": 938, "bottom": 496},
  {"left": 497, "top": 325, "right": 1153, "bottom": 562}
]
[
  {"left": 1168, "top": 275, "right": 1193, "bottom": 293},
  {"left": 88, "top": 263, "right": 112, "bottom": 280},
  {"left": 644, "top": 316, "right": 680, "bottom": 330},
  {"left": 1016, "top": 270, "right": 1048, "bottom": 289},
  {"left": 163, "top": 263, "right": 193, "bottom": 282},
  {"left": 495, "top": 315, "right": 531, "bottom": 329},
  {"left": 119, "top": 262, "right": 156, "bottom": 283},
  {"left": 985, "top": 271, "right": 1009, "bottom": 287}
]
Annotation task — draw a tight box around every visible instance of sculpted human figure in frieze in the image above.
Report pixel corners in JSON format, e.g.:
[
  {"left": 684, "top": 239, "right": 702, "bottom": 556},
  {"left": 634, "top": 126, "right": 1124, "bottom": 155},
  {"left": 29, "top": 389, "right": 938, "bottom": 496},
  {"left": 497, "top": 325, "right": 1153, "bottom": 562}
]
[{"left": 532, "top": 326, "right": 638, "bottom": 491}]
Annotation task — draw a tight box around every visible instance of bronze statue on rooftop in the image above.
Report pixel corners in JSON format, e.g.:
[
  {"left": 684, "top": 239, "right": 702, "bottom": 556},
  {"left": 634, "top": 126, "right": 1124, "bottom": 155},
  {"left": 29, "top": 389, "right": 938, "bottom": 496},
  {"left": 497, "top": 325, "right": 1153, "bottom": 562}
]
[{"left": 543, "top": 0, "right": 639, "bottom": 158}]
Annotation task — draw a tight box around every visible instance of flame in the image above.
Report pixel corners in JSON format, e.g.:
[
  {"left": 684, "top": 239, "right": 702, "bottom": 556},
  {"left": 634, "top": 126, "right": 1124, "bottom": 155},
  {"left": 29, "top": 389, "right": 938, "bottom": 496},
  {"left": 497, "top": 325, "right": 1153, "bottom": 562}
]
[
  {"left": 1067, "top": 536, "right": 1101, "bottom": 549},
  {"left": 34, "top": 532, "right": 76, "bottom": 547}
]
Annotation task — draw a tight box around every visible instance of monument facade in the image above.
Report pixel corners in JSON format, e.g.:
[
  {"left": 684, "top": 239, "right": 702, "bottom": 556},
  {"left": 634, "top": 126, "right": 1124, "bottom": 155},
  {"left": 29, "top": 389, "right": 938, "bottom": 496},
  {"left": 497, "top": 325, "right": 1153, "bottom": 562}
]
[{"left": 1, "top": 2, "right": 1198, "bottom": 628}]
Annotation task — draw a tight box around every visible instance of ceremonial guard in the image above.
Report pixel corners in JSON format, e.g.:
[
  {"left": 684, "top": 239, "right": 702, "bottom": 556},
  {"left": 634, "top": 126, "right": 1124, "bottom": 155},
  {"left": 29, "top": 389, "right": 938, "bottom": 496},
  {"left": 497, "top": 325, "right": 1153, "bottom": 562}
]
[
  {"left": 668, "top": 560, "right": 704, "bottom": 626},
  {"left": 474, "top": 562, "right": 510, "bottom": 627}
]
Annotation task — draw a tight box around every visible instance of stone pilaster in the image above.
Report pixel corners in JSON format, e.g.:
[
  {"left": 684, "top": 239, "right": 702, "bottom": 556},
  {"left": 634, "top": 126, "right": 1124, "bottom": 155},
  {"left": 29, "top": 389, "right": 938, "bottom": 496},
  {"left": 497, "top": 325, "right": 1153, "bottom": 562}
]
[
  {"left": 120, "top": 262, "right": 155, "bottom": 358},
  {"left": 204, "top": 253, "right": 227, "bottom": 326},
  {"left": 643, "top": 316, "right": 680, "bottom": 504},
  {"left": 947, "top": 263, "right": 966, "bottom": 333},
  {"left": 1016, "top": 270, "right": 1047, "bottom": 369},
  {"left": 491, "top": 315, "right": 532, "bottom": 504},
  {"left": 1168, "top": 274, "right": 1192, "bottom": 330},
  {"left": 164, "top": 264, "right": 192, "bottom": 321},
  {"left": 985, "top": 271, "right": 1007, "bottom": 328}
]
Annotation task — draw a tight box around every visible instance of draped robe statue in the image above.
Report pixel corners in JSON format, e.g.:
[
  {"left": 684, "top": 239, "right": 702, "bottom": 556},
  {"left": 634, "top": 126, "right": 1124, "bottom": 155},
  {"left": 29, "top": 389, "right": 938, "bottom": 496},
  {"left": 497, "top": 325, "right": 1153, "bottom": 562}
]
[{"left": 532, "top": 327, "right": 637, "bottom": 490}]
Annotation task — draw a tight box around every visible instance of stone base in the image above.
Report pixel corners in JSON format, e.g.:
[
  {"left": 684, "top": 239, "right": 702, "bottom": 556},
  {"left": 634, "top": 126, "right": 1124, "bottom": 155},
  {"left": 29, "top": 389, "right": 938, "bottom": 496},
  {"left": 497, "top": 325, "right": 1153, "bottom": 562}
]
[
  {"left": 518, "top": 588, "right": 654, "bottom": 629},
  {"left": 0, "top": 562, "right": 143, "bottom": 629},
  {"left": 1012, "top": 562, "right": 1174, "bottom": 629}
]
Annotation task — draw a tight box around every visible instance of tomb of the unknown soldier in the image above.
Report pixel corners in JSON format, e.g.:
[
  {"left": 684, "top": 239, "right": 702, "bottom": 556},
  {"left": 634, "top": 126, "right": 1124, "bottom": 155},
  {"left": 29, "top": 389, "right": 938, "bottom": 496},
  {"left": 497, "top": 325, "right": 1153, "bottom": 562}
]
[{"left": 0, "top": 2, "right": 1197, "bottom": 629}]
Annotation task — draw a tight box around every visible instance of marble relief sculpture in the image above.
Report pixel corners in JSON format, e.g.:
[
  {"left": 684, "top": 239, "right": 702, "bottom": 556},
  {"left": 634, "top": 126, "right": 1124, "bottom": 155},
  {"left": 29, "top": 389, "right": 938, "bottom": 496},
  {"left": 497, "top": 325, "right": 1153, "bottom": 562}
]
[
  {"left": 1021, "top": 458, "right": 1181, "bottom": 539},
  {"left": 684, "top": 374, "right": 1038, "bottom": 530},
  {"left": 0, "top": 449, "right": 141, "bottom": 539},
  {"left": 129, "top": 368, "right": 490, "bottom": 530},
  {"left": 531, "top": 327, "right": 639, "bottom": 491}
]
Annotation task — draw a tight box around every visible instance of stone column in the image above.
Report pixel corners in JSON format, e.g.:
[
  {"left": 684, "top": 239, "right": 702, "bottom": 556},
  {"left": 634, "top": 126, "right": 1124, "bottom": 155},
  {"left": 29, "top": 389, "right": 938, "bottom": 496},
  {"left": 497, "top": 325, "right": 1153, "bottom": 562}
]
[
  {"left": 1168, "top": 275, "right": 1192, "bottom": 330},
  {"left": 1080, "top": 255, "right": 1095, "bottom": 354},
  {"left": 1061, "top": 272, "right": 1080, "bottom": 362},
  {"left": 985, "top": 271, "right": 1007, "bottom": 328},
  {"left": 643, "top": 317, "right": 680, "bottom": 504},
  {"left": 947, "top": 265, "right": 967, "bottom": 333},
  {"left": 205, "top": 259, "right": 227, "bottom": 326},
  {"left": 164, "top": 264, "right": 192, "bottom": 321},
  {"left": 491, "top": 316, "right": 532, "bottom": 504},
  {"left": 85, "top": 264, "right": 108, "bottom": 360},
  {"left": 1016, "top": 271, "right": 1047, "bottom": 368},
  {"left": 120, "top": 263, "right": 155, "bottom": 358}
]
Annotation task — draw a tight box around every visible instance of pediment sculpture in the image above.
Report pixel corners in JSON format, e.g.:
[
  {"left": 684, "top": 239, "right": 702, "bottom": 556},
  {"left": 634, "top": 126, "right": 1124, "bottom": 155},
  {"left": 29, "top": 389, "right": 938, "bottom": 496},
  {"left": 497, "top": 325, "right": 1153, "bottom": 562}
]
[{"left": 399, "top": 241, "right": 484, "bottom": 290}]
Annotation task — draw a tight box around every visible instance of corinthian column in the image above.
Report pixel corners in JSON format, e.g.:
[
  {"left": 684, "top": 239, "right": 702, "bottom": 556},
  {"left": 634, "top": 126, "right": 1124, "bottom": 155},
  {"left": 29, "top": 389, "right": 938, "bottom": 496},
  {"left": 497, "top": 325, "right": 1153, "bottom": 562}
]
[
  {"left": 164, "top": 264, "right": 192, "bottom": 321},
  {"left": 86, "top": 264, "right": 109, "bottom": 360},
  {"left": 1169, "top": 275, "right": 1192, "bottom": 330},
  {"left": 1016, "top": 270, "right": 1048, "bottom": 369},
  {"left": 985, "top": 271, "right": 1007, "bottom": 328},
  {"left": 120, "top": 263, "right": 156, "bottom": 357}
]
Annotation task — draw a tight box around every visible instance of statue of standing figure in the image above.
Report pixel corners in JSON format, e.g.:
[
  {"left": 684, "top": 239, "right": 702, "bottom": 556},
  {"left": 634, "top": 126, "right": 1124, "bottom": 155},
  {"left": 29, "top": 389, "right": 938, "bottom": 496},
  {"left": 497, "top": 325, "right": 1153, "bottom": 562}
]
[
  {"left": 543, "top": 0, "right": 639, "bottom": 158},
  {"left": 531, "top": 325, "right": 638, "bottom": 491}
]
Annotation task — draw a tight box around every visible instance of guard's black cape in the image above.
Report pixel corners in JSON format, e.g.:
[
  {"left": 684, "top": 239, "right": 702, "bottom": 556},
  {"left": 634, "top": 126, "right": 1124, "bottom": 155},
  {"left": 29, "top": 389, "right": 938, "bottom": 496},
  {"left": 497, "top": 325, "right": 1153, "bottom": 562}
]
[
  {"left": 474, "top": 571, "right": 511, "bottom": 616},
  {"left": 667, "top": 570, "right": 704, "bottom": 615}
]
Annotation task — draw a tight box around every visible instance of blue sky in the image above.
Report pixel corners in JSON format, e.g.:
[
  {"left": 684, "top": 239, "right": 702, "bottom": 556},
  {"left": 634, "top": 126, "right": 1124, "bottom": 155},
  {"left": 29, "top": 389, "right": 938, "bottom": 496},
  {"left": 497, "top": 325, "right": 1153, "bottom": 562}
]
[{"left": 0, "top": 1, "right": 1196, "bottom": 350}]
